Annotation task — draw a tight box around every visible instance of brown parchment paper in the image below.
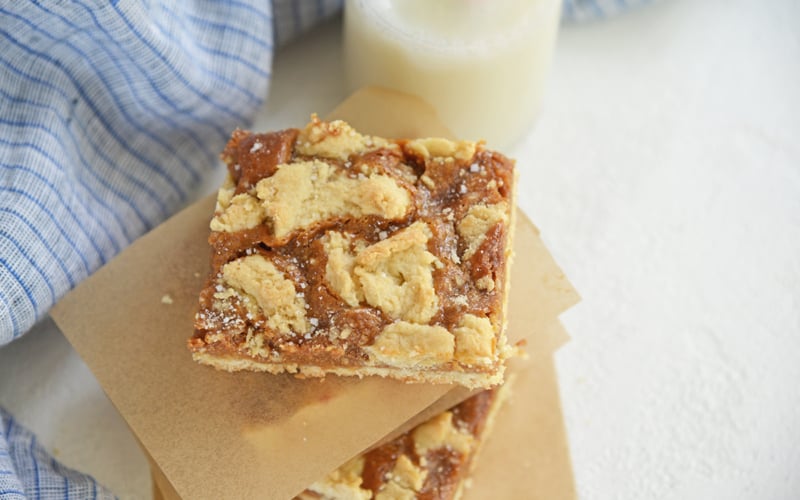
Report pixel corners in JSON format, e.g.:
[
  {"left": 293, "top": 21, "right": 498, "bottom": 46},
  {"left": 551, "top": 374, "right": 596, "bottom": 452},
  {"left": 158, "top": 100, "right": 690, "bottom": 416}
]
[{"left": 51, "top": 87, "right": 578, "bottom": 500}]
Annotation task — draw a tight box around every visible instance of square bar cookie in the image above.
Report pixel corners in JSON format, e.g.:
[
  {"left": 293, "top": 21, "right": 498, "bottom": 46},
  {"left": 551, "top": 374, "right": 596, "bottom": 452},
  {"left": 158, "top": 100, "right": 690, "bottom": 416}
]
[
  {"left": 189, "top": 116, "right": 516, "bottom": 389},
  {"left": 298, "top": 382, "right": 510, "bottom": 500}
]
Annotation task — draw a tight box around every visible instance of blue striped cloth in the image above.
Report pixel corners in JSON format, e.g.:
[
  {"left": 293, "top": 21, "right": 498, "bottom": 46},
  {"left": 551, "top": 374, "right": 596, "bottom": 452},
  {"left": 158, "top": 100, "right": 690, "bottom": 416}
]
[
  {"left": 0, "top": 0, "right": 642, "bottom": 497},
  {"left": 563, "top": 0, "right": 654, "bottom": 22},
  {"left": 0, "top": 409, "right": 115, "bottom": 500}
]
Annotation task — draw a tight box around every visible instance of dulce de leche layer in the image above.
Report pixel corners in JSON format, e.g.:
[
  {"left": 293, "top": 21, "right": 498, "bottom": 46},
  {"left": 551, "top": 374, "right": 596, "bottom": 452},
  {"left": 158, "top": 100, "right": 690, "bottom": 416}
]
[{"left": 189, "top": 116, "right": 516, "bottom": 389}]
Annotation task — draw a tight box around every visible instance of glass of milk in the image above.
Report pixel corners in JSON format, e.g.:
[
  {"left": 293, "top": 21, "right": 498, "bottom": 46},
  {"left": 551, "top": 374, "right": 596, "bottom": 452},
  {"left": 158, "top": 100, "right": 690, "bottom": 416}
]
[{"left": 343, "top": 0, "right": 562, "bottom": 148}]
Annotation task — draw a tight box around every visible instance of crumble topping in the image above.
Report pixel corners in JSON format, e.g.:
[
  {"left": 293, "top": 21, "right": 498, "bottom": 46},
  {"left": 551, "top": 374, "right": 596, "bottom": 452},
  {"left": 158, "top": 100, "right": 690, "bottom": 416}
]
[
  {"left": 322, "top": 231, "right": 366, "bottom": 308},
  {"left": 322, "top": 222, "right": 440, "bottom": 323},
  {"left": 404, "top": 137, "right": 476, "bottom": 163},
  {"left": 453, "top": 314, "right": 496, "bottom": 366},
  {"left": 295, "top": 115, "right": 396, "bottom": 160},
  {"left": 457, "top": 202, "right": 509, "bottom": 261},
  {"left": 412, "top": 411, "right": 475, "bottom": 457},
  {"left": 210, "top": 190, "right": 265, "bottom": 233},
  {"left": 220, "top": 255, "right": 308, "bottom": 335},
  {"left": 312, "top": 456, "right": 371, "bottom": 500},
  {"left": 211, "top": 160, "right": 412, "bottom": 241},
  {"left": 255, "top": 160, "right": 411, "bottom": 240},
  {"left": 375, "top": 455, "right": 427, "bottom": 500},
  {"left": 365, "top": 321, "right": 454, "bottom": 368},
  {"left": 353, "top": 222, "right": 440, "bottom": 324}
]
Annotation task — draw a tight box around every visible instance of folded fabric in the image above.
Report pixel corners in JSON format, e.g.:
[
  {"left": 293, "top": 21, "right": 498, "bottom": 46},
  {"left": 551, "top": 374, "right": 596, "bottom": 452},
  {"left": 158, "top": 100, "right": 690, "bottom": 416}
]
[{"left": 0, "top": 408, "right": 116, "bottom": 500}]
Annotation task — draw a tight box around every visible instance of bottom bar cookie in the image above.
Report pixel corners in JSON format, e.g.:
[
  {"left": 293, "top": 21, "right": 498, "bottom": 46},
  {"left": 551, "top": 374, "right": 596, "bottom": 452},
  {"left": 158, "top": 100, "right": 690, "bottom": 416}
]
[{"left": 297, "top": 380, "right": 512, "bottom": 500}]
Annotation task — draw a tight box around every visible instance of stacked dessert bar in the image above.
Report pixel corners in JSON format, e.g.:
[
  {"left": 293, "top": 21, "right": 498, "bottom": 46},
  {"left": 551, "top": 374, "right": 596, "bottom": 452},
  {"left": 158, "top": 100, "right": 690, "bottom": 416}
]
[{"left": 190, "top": 116, "right": 518, "bottom": 499}]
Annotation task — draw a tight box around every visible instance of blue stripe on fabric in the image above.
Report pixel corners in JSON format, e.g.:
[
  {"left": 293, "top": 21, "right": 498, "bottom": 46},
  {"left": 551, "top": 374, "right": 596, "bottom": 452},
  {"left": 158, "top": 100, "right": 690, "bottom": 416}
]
[
  {"left": 0, "top": 52, "right": 187, "bottom": 210},
  {"left": 183, "top": 12, "right": 272, "bottom": 50},
  {"left": 220, "top": 0, "right": 273, "bottom": 22},
  {"left": 564, "top": 0, "right": 575, "bottom": 19},
  {"left": 0, "top": 258, "right": 39, "bottom": 316},
  {"left": 150, "top": 12, "right": 268, "bottom": 98},
  {"left": 0, "top": 208, "right": 77, "bottom": 288},
  {"left": 273, "top": 10, "right": 281, "bottom": 44},
  {"left": 149, "top": 18, "right": 263, "bottom": 103},
  {"left": 186, "top": 39, "right": 272, "bottom": 79},
  {"left": 590, "top": 0, "right": 605, "bottom": 17},
  {"left": 0, "top": 470, "right": 16, "bottom": 476},
  {"left": 0, "top": 92, "right": 134, "bottom": 252},
  {"left": 0, "top": 11, "right": 200, "bottom": 190},
  {"left": 61, "top": 458, "right": 70, "bottom": 500},
  {"left": 160, "top": 5, "right": 272, "bottom": 79},
  {"left": 0, "top": 186, "right": 94, "bottom": 274},
  {"left": 72, "top": 5, "right": 236, "bottom": 143},
  {"left": 0, "top": 232, "right": 57, "bottom": 304},
  {"left": 0, "top": 38, "right": 188, "bottom": 204},
  {"left": 0, "top": 288, "right": 22, "bottom": 336},
  {"left": 0, "top": 489, "right": 25, "bottom": 496},
  {"left": 0, "top": 134, "right": 146, "bottom": 245},
  {"left": 0, "top": 89, "right": 162, "bottom": 238},
  {"left": 0, "top": 165, "right": 106, "bottom": 275},
  {"left": 29, "top": 439, "right": 40, "bottom": 498},
  {"left": 110, "top": 3, "right": 250, "bottom": 123},
  {"left": 0, "top": 119, "right": 160, "bottom": 233},
  {"left": 36, "top": 2, "right": 227, "bottom": 159}
]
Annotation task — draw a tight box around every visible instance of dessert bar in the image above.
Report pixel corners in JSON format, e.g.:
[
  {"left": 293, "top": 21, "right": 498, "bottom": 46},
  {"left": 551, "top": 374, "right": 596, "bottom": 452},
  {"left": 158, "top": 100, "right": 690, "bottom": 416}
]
[{"left": 189, "top": 117, "right": 516, "bottom": 389}]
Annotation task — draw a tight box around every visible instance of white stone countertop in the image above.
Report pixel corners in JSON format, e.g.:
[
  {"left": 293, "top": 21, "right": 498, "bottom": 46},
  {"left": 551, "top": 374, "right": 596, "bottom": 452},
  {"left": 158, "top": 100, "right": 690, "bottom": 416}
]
[{"left": 1, "top": 0, "right": 798, "bottom": 498}]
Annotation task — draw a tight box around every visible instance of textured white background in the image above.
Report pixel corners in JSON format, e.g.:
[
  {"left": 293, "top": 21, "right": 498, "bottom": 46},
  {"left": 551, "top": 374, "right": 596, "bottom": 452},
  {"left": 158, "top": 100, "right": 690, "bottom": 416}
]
[{"left": 1, "top": 0, "right": 799, "bottom": 498}]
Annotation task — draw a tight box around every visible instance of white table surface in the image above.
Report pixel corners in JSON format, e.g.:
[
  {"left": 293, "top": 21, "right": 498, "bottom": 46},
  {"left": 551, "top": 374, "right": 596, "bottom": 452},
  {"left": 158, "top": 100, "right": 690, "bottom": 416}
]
[{"left": 2, "top": 0, "right": 799, "bottom": 498}]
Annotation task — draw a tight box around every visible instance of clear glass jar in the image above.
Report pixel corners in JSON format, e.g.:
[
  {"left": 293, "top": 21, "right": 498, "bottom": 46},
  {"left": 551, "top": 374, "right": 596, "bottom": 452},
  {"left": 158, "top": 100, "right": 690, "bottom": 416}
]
[{"left": 343, "top": 0, "right": 562, "bottom": 148}]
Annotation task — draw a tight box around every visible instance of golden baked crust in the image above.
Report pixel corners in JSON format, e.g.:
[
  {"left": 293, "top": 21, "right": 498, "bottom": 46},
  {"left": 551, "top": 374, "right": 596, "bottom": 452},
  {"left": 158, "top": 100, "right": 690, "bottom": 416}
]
[
  {"left": 189, "top": 116, "right": 516, "bottom": 389},
  {"left": 298, "top": 383, "right": 511, "bottom": 500}
]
